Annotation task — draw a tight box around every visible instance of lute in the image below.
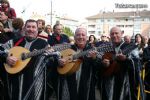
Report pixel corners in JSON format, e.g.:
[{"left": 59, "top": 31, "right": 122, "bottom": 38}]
[
  {"left": 102, "top": 43, "right": 138, "bottom": 76},
  {"left": 57, "top": 43, "right": 114, "bottom": 75},
  {"left": 4, "top": 44, "right": 72, "bottom": 74}
]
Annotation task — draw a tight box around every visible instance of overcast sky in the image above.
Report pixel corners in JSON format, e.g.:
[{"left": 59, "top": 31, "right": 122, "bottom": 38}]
[{"left": 9, "top": 0, "right": 150, "bottom": 22}]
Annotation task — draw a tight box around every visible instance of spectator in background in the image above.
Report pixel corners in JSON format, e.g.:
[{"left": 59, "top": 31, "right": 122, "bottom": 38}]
[
  {"left": 88, "top": 35, "right": 97, "bottom": 46},
  {"left": 134, "top": 34, "right": 145, "bottom": 57},
  {"left": 47, "top": 23, "right": 70, "bottom": 100},
  {"left": 12, "top": 17, "right": 24, "bottom": 40},
  {"left": 44, "top": 24, "right": 52, "bottom": 35},
  {"left": 143, "top": 35, "right": 149, "bottom": 48},
  {"left": 0, "top": 11, "right": 13, "bottom": 43},
  {"left": 124, "top": 35, "right": 131, "bottom": 44},
  {"left": 143, "top": 38, "right": 150, "bottom": 100},
  {"left": 0, "top": 22, "right": 5, "bottom": 43},
  {"left": 37, "top": 19, "right": 48, "bottom": 41},
  {"left": 48, "top": 24, "right": 70, "bottom": 46},
  {"left": 0, "top": 22, "right": 4, "bottom": 33},
  {"left": 0, "top": 17, "right": 24, "bottom": 43},
  {"left": 101, "top": 34, "right": 109, "bottom": 42},
  {"left": 0, "top": 11, "right": 13, "bottom": 32},
  {"left": 95, "top": 34, "right": 110, "bottom": 48},
  {"left": 69, "top": 36, "right": 75, "bottom": 44},
  {"left": 135, "top": 34, "right": 144, "bottom": 47},
  {"left": 0, "top": 0, "right": 16, "bottom": 19}
]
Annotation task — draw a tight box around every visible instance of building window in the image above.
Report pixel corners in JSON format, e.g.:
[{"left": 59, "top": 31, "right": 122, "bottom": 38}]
[
  {"left": 88, "top": 20, "right": 96, "bottom": 23},
  {"left": 134, "top": 25, "right": 141, "bottom": 29},
  {"left": 107, "top": 19, "right": 110, "bottom": 22},
  {"left": 98, "top": 31, "right": 101, "bottom": 34},
  {"left": 125, "top": 18, "right": 128, "bottom": 21},
  {"left": 96, "top": 19, "right": 101, "bottom": 23},
  {"left": 117, "top": 25, "right": 124, "bottom": 27},
  {"left": 88, "top": 25, "right": 95, "bottom": 28},
  {"left": 88, "top": 31, "right": 95, "bottom": 34},
  {"left": 144, "top": 18, "right": 150, "bottom": 22},
  {"left": 125, "top": 25, "right": 133, "bottom": 28},
  {"left": 97, "top": 25, "right": 101, "bottom": 29},
  {"left": 101, "top": 19, "right": 104, "bottom": 22}
]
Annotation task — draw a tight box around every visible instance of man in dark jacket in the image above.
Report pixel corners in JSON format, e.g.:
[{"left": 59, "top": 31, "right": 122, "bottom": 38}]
[
  {"left": 98, "top": 27, "right": 140, "bottom": 100},
  {"left": 143, "top": 38, "right": 150, "bottom": 100},
  {"left": 0, "top": 19, "right": 53, "bottom": 100},
  {"left": 47, "top": 23, "right": 71, "bottom": 100},
  {"left": 57, "top": 27, "right": 102, "bottom": 100}
]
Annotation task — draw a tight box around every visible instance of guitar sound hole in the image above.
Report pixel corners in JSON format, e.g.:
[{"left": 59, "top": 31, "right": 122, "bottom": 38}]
[
  {"left": 69, "top": 58, "right": 72, "bottom": 60},
  {"left": 10, "top": 53, "right": 13, "bottom": 56},
  {"left": 21, "top": 53, "right": 26, "bottom": 60}
]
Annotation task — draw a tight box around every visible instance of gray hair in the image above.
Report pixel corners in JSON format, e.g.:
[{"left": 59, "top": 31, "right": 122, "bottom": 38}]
[
  {"left": 110, "top": 26, "right": 122, "bottom": 34},
  {"left": 75, "top": 27, "right": 87, "bottom": 35}
]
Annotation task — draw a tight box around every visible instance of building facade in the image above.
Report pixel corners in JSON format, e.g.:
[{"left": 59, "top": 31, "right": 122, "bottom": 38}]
[
  {"left": 56, "top": 16, "right": 79, "bottom": 33},
  {"left": 86, "top": 10, "right": 150, "bottom": 38}
]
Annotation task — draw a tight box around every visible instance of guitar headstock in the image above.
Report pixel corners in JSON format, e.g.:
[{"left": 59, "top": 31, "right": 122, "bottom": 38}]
[
  {"left": 97, "top": 42, "right": 114, "bottom": 53},
  {"left": 122, "top": 43, "right": 138, "bottom": 55}
]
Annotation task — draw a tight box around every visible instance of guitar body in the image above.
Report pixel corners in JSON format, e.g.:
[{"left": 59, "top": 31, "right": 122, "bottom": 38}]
[
  {"left": 102, "top": 52, "right": 120, "bottom": 77},
  {"left": 4, "top": 46, "right": 31, "bottom": 74},
  {"left": 57, "top": 49, "right": 81, "bottom": 75},
  {"left": 57, "top": 43, "right": 114, "bottom": 75},
  {"left": 4, "top": 44, "right": 72, "bottom": 74},
  {"left": 102, "top": 43, "right": 138, "bottom": 77}
]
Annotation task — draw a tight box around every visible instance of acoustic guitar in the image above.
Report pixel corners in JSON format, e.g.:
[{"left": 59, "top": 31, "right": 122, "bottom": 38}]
[
  {"left": 4, "top": 44, "right": 72, "bottom": 74},
  {"left": 57, "top": 43, "right": 114, "bottom": 75},
  {"left": 102, "top": 43, "right": 138, "bottom": 77}
]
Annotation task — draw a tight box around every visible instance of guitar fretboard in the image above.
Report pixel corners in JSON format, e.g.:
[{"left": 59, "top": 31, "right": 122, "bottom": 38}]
[
  {"left": 73, "top": 43, "right": 113, "bottom": 60},
  {"left": 22, "top": 44, "right": 71, "bottom": 60}
]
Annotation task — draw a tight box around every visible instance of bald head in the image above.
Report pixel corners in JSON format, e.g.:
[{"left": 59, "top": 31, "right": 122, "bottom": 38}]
[
  {"left": 124, "top": 35, "right": 131, "bottom": 44},
  {"left": 75, "top": 27, "right": 87, "bottom": 36},
  {"left": 74, "top": 27, "right": 87, "bottom": 49},
  {"left": 110, "top": 27, "right": 122, "bottom": 34},
  {"left": 110, "top": 27, "right": 123, "bottom": 44}
]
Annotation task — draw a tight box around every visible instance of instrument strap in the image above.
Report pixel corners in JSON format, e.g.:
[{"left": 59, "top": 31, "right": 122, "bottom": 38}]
[
  {"left": 14, "top": 37, "right": 25, "bottom": 46},
  {"left": 38, "top": 34, "right": 48, "bottom": 39}
]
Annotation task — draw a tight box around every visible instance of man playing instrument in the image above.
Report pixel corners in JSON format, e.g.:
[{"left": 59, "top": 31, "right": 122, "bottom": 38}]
[
  {"left": 0, "top": 19, "right": 54, "bottom": 100},
  {"left": 98, "top": 26, "right": 142, "bottom": 100},
  {"left": 57, "top": 27, "right": 102, "bottom": 100}
]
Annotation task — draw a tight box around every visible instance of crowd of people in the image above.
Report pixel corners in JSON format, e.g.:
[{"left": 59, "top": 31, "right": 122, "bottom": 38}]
[{"left": 0, "top": 0, "right": 150, "bottom": 100}]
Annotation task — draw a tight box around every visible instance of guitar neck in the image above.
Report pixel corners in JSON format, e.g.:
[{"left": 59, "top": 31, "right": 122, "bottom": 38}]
[
  {"left": 23, "top": 47, "right": 49, "bottom": 59},
  {"left": 53, "top": 44, "right": 71, "bottom": 51},
  {"left": 23, "top": 44, "right": 71, "bottom": 59},
  {"left": 73, "top": 43, "right": 113, "bottom": 60},
  {"left": 73, "top": 50, "right": 90, "bottom": 60}
]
